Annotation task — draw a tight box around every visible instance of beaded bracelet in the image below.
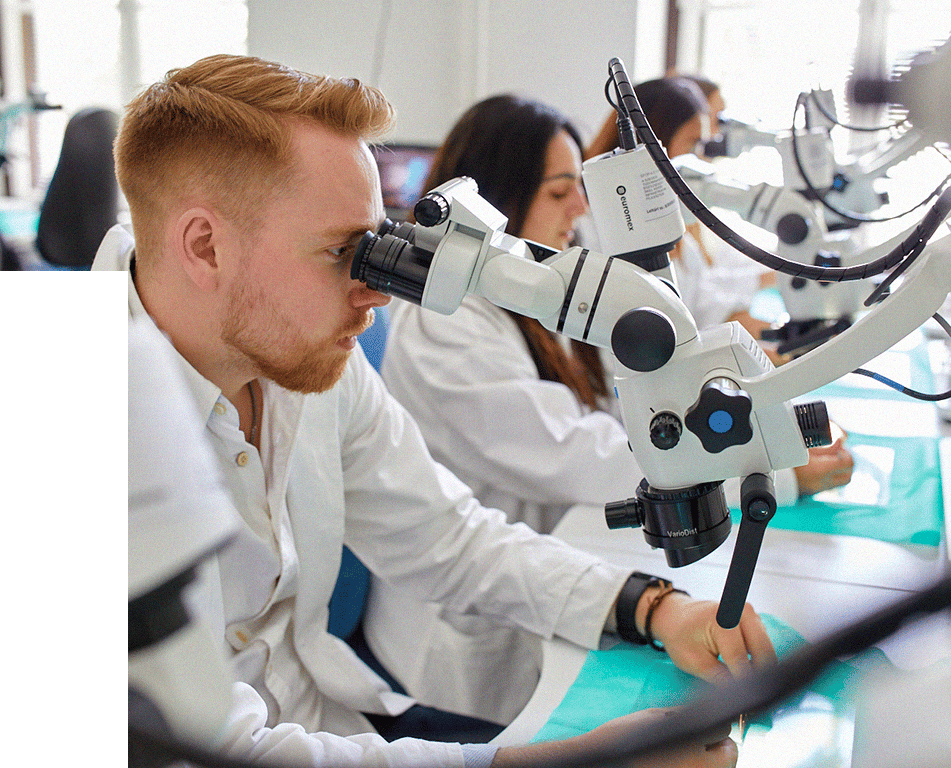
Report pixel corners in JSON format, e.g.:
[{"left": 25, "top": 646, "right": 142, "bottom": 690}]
[{"left": 644, "top": 585, "right": 690, "bottom": 651}]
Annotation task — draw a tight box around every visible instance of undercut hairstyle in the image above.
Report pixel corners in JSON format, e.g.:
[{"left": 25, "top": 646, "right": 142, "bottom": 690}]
[
  {"left": 114, "top": 53, "right": 395, "bottom": 262},
  {"left": 420, "top": 94, "right": 609, "bottom": 410}
]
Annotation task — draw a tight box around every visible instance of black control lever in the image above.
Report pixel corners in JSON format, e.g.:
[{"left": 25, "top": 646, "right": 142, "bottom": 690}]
[{"left": 716, "top": 473, "right": 776, "bottom": 628}]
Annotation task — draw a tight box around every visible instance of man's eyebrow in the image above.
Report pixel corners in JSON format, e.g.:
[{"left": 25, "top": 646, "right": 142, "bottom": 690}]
[{"left": 322, "top": 226, "right": 375, "bottom": 244}]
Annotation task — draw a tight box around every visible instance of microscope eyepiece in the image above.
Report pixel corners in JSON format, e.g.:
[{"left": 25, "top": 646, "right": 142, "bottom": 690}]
[{"left": 352, "top": 223, "right": 433, "bottom": 305}]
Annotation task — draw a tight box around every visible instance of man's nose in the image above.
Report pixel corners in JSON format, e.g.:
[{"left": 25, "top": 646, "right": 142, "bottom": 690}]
[{"left": 350, "top": 279, "right": 392, "bottom": 309}]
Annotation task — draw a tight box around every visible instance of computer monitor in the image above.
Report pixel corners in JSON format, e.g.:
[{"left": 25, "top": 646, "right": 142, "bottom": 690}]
[{"left": 371, "top": 143, "right": 437, "bottom": 220}]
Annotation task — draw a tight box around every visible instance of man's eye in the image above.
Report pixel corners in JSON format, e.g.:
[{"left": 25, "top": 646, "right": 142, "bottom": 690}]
[{"left": 328, "top": 244, "right": 354, "bottom": 260}]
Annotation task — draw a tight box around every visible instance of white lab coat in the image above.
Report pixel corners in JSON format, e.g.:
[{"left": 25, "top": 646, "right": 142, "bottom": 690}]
[
  {"left": 695, "top": 222, "right": 773, "bottom": 307},
  {"left": 373, "top": 294, "right": 799, "bottom": 723},
  {"left": 105, "top": 225, "right": 631, "bottom": 767},
  {"left": 671, "top": 228, "right": 754, "bottom": 330}
]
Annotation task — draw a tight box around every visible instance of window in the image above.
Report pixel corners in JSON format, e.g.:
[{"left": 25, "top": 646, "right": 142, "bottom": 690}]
[
  {"left": 683, "top": 0, "right": 951, "bottom": 209},
  {"left": 8, "top": 0, "right": 247, "bottom": 197}
]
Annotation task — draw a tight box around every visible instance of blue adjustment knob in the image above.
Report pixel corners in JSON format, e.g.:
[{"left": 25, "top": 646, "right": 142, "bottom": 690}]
[
  {"left": 707, "top": 409, "right": 733, "bottom": 433},
  {"left": 685, "top": 380, "right": 753, "bottom": 454}
]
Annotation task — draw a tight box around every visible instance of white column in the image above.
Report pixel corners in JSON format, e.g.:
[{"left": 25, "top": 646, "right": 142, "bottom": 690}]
[{"left": 116, "top": 0, "right": 142, "bottom": 106}]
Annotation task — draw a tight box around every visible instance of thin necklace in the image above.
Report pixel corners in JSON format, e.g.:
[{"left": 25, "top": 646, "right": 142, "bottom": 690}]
[{"left": 248, "top": 381, "right": 259, "bottom": 445}]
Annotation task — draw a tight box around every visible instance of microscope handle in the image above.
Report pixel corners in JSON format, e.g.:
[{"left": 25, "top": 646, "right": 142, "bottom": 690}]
[{"left": 716, "top": 474, "right": 776, "bottom": 628}]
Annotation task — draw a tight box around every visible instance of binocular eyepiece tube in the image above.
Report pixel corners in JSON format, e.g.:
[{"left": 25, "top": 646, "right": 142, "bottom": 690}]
[{"left": 352, "top": 219, "right": 433, "bottom": 305}]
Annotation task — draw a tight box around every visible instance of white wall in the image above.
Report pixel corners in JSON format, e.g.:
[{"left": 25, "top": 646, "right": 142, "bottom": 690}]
[{"left": 247, "top": 0, "right": 667, "bottom": 146}]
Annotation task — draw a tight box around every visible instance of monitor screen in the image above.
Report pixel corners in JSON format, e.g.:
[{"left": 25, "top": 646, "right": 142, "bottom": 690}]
[{"left": 372, "top": 143, "right": 437, "bottom": 218}]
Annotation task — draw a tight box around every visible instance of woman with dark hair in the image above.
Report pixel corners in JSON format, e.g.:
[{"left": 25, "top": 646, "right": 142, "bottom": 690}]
[
  {"left": 414, "top": 94, "right": 610, "bottom": 413},
  {"left": 384, "top": 94, "right": 626, "bottom": 535},
  {"left": 586, "top": 76, "right": 709, "bottom": 161}
]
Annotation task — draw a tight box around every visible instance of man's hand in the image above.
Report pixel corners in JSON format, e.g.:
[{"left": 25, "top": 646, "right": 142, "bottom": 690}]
[
  {"left": 493, "top": 707, "right": 737, "bottom": 768},
  {"left": 794, "top": 430, "right": 854, "bottom": 496},
  {"left": 648, "top": 592, "right": 778, "bottom": 684}
]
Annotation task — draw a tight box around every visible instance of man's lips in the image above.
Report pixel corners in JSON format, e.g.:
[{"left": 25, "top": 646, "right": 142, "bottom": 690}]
[{"left": 337, "top": 310, "right": 375, "bottom": 348}]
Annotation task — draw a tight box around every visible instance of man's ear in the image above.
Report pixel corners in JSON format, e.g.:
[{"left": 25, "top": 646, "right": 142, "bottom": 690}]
[{"left": 176, "top": 208, "right": 224, "bottom": 292}]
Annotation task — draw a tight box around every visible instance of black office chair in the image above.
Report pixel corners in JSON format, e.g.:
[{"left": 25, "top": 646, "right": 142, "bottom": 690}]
[{"left": 35, "top": 107, "right": 119, "bottom": 269}]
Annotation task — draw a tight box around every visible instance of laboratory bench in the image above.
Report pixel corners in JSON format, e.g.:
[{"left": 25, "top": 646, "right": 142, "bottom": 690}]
[{"left": 494, "top": 330, "right": 951, "bottom": 765}]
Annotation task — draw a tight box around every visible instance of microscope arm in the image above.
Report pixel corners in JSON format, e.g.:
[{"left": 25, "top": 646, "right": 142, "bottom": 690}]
[
  {"left": 671, "top": 151, "right": 938, "bottom": 279},
  {"left": 741, "top": 226, "right": 951, "bottom": 407},
  {"left": 671, "top": 153, "right": 828, "bottom": 249},
  {"left": 843, "top": 128, "right": 934, "bottom": 181}
]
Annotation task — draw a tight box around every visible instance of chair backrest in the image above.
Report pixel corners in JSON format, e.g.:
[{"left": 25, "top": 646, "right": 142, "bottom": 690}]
[
  {"left": 327, "top": 305, "right": 390, "bottom": 640},
  {"left": 356, "top": 304, "right": 390, "bottom": 371},
  {"left": 36, "top": 107, "right": 119, "bottom": 269}
]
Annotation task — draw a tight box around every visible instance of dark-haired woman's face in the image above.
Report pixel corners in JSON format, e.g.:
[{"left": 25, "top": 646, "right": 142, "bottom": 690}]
[
  {"left": 667, "top": 114, "right": 706, "bottom": 159},
  {"left": 520, "top": 130, "right": 587, "bottom": 250}
]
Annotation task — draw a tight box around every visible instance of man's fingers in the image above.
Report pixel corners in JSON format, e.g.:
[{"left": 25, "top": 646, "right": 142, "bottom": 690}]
[
  {"left": 740, "top": 609, "right": 779, "bottom": 668},
  {"left": 708, "top": 606, "right": 776, "bottom": 678},
  {"left": 683, "top": 652, "right": 733, "bottom": 685},
  {"left": 717, "top": 640, "right": 754, "bottom": 679}
]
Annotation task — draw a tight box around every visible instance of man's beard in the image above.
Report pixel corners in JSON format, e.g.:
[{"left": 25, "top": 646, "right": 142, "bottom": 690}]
[{"left": 222, "top": 276, "right": 373, "bottom": 394}]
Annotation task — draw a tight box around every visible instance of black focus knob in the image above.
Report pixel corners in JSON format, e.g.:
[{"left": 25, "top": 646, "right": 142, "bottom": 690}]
[
  {"left": 684, "top": 379, "right": 753, "bottom": 454},
  {"left": 604, "top": 497, "right": 644, "bottom": 530},
  {"left": 414, "top": 193, "right": 450, "bottom": 227},
  {"left": 649, "top": 411, "right": 682, "bottom": 450},
  {"left": 611, "top": 308, "right": 676, "bottom": 372},
  {"left": 794, "top": 401, "right": 832, "bottom": 447},
  {"left": 776, "top": 213, "right": 809, "bottom": 245}
]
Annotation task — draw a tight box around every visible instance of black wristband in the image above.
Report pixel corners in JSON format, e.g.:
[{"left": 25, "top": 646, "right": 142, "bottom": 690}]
[{"left": 615, "top": 571, "right": 670, "bottom": 644}]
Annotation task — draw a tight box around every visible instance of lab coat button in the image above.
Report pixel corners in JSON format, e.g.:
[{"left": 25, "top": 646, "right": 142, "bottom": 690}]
[
  {"left": 236, "top": 451, "right": 250, "bottom": 467},
  {"left": 213, "top": 402, "right": 226, "bottom": 415}
]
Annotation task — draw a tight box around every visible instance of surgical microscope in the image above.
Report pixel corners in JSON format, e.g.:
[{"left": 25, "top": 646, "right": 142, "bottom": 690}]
[
  {"left": 351, "top": 55, "right": 951, "bottom": 630},
  {"left": 687, "top": 80, "right": 950, "bottom": 356}
]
